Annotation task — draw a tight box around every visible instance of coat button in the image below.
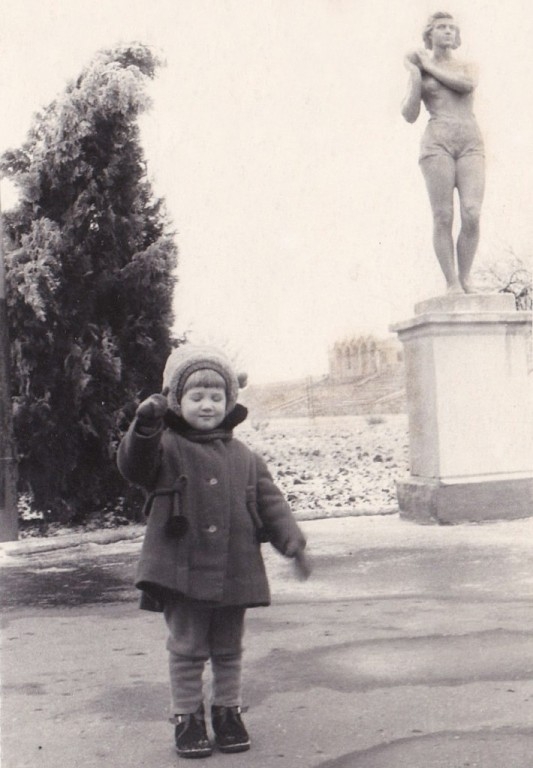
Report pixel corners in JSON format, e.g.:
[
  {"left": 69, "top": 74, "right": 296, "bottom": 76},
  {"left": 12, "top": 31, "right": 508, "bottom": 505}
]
[
  {"left": 206, "top": 525, "right": 217, "bottom": 533},
  {"left": 209, "top": 478, "right": 218, "bottom": 485}
]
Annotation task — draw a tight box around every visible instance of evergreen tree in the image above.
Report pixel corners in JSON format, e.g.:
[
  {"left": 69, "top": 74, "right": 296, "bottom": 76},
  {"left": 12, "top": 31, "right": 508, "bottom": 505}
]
[{"left": 1, "top": 43, "right": 178, "bottom": 521}]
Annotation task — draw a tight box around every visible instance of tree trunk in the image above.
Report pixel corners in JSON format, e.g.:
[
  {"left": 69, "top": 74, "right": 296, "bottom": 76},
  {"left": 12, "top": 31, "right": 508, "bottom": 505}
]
[{"left": 0, "top": 200, "right": 18, "bottom": 541}]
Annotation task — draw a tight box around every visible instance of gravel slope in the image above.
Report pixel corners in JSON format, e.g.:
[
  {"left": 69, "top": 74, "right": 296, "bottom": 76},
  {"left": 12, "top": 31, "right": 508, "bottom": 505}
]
[
  {"left": 15, "top": 413, "right": 410, "bottom": 540},
  {"left": 236, "top": 414, "right": 409, "bottom": 519}
]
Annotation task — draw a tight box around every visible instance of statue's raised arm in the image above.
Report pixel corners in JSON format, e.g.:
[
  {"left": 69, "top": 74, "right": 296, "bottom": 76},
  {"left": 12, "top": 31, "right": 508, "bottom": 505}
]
[{"left": 402, "top": 12, "right": 485, "bottom": 294}]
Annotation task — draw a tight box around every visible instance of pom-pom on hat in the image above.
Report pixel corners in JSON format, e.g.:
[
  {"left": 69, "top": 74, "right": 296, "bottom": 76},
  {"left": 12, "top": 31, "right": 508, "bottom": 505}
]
[{"left": 162, "top": 345, "right": 247, "bottom": 415}]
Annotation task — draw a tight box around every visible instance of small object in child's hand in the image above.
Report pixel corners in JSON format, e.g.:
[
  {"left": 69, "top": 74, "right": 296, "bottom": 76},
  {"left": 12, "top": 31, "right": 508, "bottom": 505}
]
[{"left": 293, "top": 550, "right": 312, "bottom": 580}]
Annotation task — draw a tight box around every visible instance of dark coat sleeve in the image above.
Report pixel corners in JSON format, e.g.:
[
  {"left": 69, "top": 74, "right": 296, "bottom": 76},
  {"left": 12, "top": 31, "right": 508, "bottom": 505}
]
[
  {"left": 116, "top": 418, "right": 164, "bottom": 491},
  {"left": 254, "top": 454, "right": 306, "bottom": 556}
]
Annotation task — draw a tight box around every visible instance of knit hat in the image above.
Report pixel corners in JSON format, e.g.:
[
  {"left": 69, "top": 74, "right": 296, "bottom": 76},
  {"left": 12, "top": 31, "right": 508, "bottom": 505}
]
[{"left": 162, "top": 345, "right": 247, "bottom": 414}]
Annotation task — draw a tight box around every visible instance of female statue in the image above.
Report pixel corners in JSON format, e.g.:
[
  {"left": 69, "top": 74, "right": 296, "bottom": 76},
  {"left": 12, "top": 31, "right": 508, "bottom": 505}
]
[{"left": 402, "top": 12, "right": 485, "bottom": 294}]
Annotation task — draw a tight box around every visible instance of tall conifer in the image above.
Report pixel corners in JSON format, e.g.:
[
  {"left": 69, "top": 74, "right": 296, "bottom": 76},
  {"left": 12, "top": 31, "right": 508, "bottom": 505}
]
[{"left": 1, "top": 43, "right": 178, "bottom": 521}]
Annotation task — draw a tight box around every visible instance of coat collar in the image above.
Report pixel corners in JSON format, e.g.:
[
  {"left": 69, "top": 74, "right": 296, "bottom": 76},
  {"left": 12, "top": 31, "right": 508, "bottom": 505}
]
[{"left": 164, "top": 403, "right": 248, "bottom": 442}]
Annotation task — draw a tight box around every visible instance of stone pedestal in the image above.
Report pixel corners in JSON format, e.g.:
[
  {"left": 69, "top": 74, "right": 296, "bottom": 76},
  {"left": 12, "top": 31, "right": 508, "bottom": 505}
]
[{"left": 390, "top": 294, "right": 533, "bottom": 524}]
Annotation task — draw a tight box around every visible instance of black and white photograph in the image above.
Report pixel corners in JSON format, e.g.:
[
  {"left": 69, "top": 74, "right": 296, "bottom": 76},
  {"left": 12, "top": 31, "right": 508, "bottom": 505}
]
[{"left": 1, "top": 1, "right": 532, "bottom": 766}]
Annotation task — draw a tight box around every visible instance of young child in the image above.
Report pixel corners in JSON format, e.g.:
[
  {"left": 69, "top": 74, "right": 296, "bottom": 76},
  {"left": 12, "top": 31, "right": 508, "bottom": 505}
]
[{"left": 117, "top": 345, "right": 308, "bottom": 758}]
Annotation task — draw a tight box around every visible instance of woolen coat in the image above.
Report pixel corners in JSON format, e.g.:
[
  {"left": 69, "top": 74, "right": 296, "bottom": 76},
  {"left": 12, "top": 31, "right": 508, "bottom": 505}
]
[{"left": 117, "top": 406, "right": 306, "bottom": 610}]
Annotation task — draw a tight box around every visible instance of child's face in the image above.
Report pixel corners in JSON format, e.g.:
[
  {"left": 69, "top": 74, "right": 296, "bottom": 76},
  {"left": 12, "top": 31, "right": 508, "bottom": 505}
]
[{"left": 179, "top": 386, "right": 227, "bottom": 430}]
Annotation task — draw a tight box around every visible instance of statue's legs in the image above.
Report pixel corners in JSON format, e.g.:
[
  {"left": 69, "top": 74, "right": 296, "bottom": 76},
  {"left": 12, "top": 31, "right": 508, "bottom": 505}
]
[
  {"left": 456, "top": 155, "right": 485, "bottom": 293},
  {"left": 420, "top": 155, "right": 463, "bottom": 293}
]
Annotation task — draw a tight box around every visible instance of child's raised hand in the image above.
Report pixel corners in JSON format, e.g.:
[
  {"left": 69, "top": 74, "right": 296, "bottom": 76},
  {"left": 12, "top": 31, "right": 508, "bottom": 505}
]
[{"left": 136, "top": 393, "right": 168, "bottom": 423}]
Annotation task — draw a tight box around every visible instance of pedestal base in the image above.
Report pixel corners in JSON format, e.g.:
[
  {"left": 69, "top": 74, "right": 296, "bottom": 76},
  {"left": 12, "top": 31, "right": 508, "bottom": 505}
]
[
  {"left": 396, "top": 476, "right": 533, "bottom": 525},
  {"left": 391, "top": 293, "right": 532, "bottom": 524}
]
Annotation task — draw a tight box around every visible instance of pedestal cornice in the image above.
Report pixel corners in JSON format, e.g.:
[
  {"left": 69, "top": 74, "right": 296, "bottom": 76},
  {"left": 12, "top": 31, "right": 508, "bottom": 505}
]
[{"left": 390, "top": 293, "right": 531, "bottom": 336}]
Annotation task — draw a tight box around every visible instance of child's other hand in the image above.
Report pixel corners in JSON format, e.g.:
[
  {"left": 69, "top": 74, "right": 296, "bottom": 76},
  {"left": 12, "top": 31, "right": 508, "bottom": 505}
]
[
  {"left": 136, "top": 394, "right": 168, "bottom": 423},
  {"left": 292, "top": 548, "right": 312, "bottom": 581}
]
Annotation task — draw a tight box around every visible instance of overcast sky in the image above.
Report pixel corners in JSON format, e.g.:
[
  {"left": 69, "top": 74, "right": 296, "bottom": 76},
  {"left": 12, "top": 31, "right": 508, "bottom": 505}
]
[{"left": 2, "top": 0, "right": 532, "bottom": 382}]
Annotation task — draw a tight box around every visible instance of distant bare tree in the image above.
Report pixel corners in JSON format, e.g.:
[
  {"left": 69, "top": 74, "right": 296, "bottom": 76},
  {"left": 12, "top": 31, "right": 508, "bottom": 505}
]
[{"left": 474, "top": 248, "right": 532, "bottom": 310}]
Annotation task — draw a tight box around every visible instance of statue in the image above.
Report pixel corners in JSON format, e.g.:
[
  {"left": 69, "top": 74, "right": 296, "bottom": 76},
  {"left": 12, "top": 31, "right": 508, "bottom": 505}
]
[{"left": 402, "top": 12, "right": 485, "bottom": 294}]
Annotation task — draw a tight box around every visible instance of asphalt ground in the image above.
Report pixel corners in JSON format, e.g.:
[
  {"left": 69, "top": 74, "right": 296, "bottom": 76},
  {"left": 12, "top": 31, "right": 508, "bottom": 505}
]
[{"left": 1, "top": 514, "right": 533, "bottom": 767}]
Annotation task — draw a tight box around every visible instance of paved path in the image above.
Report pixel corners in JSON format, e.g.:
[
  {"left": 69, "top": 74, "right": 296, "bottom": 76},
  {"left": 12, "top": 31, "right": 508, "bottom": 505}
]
[{"left": 2, "top": 515, "right": 533, "bottom": 767}]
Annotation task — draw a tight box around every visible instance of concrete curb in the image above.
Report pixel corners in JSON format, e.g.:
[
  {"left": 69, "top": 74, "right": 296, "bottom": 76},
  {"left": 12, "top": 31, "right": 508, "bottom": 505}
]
[
  {"left": 0, "top": 526, "right": 145, "bottom": 559},
  {"left": 0, "top": 508, "right": 399, "bottom": 560}
]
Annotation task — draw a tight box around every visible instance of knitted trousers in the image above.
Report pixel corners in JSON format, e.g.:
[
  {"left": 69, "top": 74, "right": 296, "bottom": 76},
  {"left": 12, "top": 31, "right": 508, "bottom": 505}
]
[{"left": 164, "top": 597, "right": 246, "bottom": 714}]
